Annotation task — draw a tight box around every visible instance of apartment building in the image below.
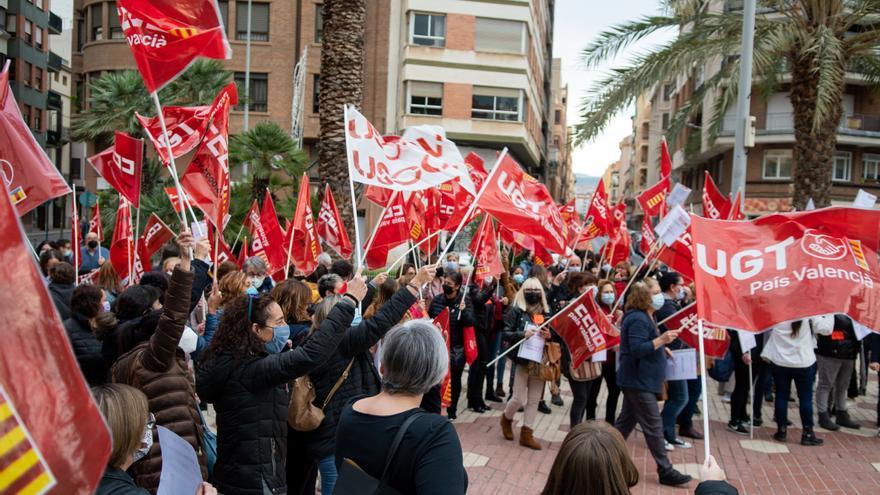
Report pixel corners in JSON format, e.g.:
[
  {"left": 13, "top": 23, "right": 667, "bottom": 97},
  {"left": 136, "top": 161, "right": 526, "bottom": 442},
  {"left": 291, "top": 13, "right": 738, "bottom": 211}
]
[{"left": 547, "top": 57, "right": 573, "bottom": 201}]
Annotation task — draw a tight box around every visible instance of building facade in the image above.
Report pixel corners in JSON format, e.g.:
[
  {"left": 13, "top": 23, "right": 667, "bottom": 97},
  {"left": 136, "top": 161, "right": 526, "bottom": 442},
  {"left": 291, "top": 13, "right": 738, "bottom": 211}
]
[{"left": 547, "top": 57, "right": 573, "bottom": 201}]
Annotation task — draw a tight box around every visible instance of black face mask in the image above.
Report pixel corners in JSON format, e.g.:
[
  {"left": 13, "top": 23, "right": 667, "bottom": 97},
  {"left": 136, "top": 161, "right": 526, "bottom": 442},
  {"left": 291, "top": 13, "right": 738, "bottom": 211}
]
[
  {"left": 524, "top": 292, "right": 542, "bottom": 305},
  {"left": 87, "top": 240, "right": 98, "bottom": 249},
  {"left": 443, "top": 285, "right": 456, "bottom": 296}
]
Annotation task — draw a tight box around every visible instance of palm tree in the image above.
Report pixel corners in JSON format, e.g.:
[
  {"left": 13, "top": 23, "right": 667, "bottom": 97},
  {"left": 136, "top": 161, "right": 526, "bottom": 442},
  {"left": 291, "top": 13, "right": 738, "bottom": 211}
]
[
  {"left": 229, "top": 121, "right": 307, "bottom": 202},
  {"left": 575, "top": 0, "right": 880, "bottom": 209},
  {"left": 318, "top": 0, "right": 366, "bottom": 243}
]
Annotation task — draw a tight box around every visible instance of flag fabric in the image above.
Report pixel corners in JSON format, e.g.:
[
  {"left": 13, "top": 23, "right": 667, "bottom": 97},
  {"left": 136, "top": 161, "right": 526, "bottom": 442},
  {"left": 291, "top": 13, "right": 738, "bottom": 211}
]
[
  {"left": 602, "top": 213, "right": 630, "bottom": 266},
  {"left": 207, "top": 223, "right": 235, "bottom": 267},
  {"left": 637, "top": 175, "right": 671, "bottom": 218},
  {"left": 116, "top": 0, "right": 231, "bottom": 93},
  {"left": 728, "top": 191, "right": 745, "bottom": 220},
  {"left": 441, "top": 179, "right": 481, "bottom": 232},
  {"left": 164, "top": 186, "right": 195, "bottom": 214},
  {"left": 89, "top": 201, "right": 104, "bottom": 242},
  {"left": 702, "top": 171, "right": 730, "bottom": 220},
  {"left": 316, "top": 184, "right": 353, "bottom": 259},
  {"left": 287, "top": 174, "right": 321, "bottom": 276},
  {"left": 364, "top": 184, "right": 393, "bottom": 207},
  {"left": 660, "top": 137, "right": 672, "bottom": 179},
  {"left": 640, "top": 217, "right": 655, "bottom": 255},
  {"left": 0, "top": 62, "right": 70, "bottom": 216},
  {"left": 661, "top": 304, "right": 731, "bottom": 358},
  {"left": 533, "top": 243, "right": 554, "bottom": 267},
  {"left": 133, "top": 213, "right": 175, "bottom": 282},
  {"left": 432, "top": 308, "right": 452, "bottom": 409},
  {"left": 365, "top": 192, "right": 410, "bottom": 253},
  {"left": 581, "top": 180, "right": 610, "bottom": 241},
  {"left": 0, "top": 178, "right": 111, "bottom": 494},
  {"left": 691, "top": 208, "right": 880, "bottom": 332},
  {"left": 499, "top": 224, "right": 534, "bottom": 252},
  {"left": 87, "top": 131, "right": 144, "bottom": 207},
  {"left": 344, "top": 106, "right": 476, "bottom": 194},
  {"left": 365, "top": 244, "right": 391, "bottom": 270},
  {"left": 109, "top": 197, "right": 134, "bottom": 282},
  {"left": 657, "top": 228, "right": 695, "bottom": 281},
  {"left": 469, "top": 216, "right": 504, "bottom": 286},
  {"left": 258, "top": 192, "right": 288, "bottom": 278},
  {"left": 552, "top": 288, "right": 620, "bottom": 369},
  {"left": 475, "top": 153, "right": 568, "bottom": 254},
  {"left": 560, "top": 198, "right": 583, "bottom": 246},
  {"left": 179, "top": 83, "right": 236, "bottom": 230},
  {"left": 244, "top": 200, "right": 272, "bottom": 271},
  {"left": 237, "top": 240, "right": 249, "bottom": 268},
  {"left": 138, "top": 105, "right": 214, "bottom": 166},
  {"left": 406, "top": 191, "right": 437, "bottom": 256}
]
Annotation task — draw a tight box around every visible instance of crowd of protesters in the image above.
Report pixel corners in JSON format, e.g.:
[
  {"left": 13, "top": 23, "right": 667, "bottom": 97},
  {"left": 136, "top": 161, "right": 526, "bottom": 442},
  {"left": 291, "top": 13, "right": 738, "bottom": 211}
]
[{"left": 38, "top": 229, "right": 880, "bottom": 495}]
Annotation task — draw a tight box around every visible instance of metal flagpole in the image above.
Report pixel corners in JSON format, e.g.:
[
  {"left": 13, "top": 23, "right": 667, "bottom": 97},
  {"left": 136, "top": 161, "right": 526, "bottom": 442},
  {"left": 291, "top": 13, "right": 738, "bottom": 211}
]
[
  {"left": 132, "top": 205, "right": 140, "bottom": 284},
  {"left": 126, "top": 201, "right": 132, "bottom": 286},
  {"left": 697, "top": 319, "right": 711, "bottom": 461},
  {"left": 731, "top": 0, "right": 757, "bottom": 202},
  {"left": 213, "top": 224, "right": 221, "bottom": 283}
]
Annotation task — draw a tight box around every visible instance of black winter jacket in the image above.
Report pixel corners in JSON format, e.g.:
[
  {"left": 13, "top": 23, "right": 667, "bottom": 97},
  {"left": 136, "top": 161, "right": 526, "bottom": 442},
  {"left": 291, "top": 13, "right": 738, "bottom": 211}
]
[
  {"left": 94, "top": 467, "right": 149, "bottom": 495},
  {"left": 196, "top": 299, "right": 355, "bottom": 495},
  {"left": 467, "top": 281, "right": 496, "bottom": 336},
  {"left": 49, "top": 282, "right": 75, "bottom": 321},
  {"left": 816, "top": 314, "right": 860, "bottom": 360},
  {"left": 295, "top": 286, "right": 417, "bottom": 460},
  {"left": 501, "top": 306, "right": 554, "bottom": 367},
  {"left": 63, "top": 313, "right": 107, "bottom": 386},
  {"left": 655, "top": 296, "right": 684, "bottom": 351},
  {"left": 428, "top": 291, "right": 474, "bottom": 348}
]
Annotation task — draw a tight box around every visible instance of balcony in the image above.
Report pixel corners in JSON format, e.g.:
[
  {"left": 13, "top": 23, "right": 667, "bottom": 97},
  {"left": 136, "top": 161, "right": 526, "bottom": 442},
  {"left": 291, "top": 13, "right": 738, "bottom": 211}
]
[
  {"left": 45, "top": 127, "right": 69, "bottom": 147},
  {"left": 721, "top": 112, "right": 880, "bottom": 137},
  {"left": 47, "top": 51, "right": 63, "bottom": 73},
  {"left": 47, "top": 91, "right": 62, "bottom": 110},
  {"left": 49, "top": 12, "right": 63, "bottom": 35}
]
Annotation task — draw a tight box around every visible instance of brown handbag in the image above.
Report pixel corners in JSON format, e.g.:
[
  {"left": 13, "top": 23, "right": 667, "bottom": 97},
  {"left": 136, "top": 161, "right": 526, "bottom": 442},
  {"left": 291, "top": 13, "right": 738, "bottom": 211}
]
[
  {"left": 288, "top": 358, "right": 355, "bottom": 432},
  {"left": 529, "top": 342, "right": 562, "bottom": 382}
]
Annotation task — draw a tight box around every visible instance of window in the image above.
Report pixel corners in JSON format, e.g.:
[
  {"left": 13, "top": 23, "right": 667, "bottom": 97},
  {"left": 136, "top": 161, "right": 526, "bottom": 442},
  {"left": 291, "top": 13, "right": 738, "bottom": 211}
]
[
  {"left": 22, "top": 62, "right": 31, "bottom": 86},
  {"left": 62, "top": 74, "right": 67, "bottom": 85},
  {"left": 70, "top": 157, "right": 82, "bottom": 180},
  {"left": 217, "top": 1, "right": 228, "bottom": 33},
  {"left": 24, "top": 20, "right": 32, "bottom": 44},
  {"left": 234, "top": 72, "right": 268, "bottom": 112},
  {"left": 89, "top": 4, "right": 102, "bottom": 41},
  {"left": 0, "top": 8, "right": 5, "bottom": 31},
  {"left": 22, "top": 105, "right": 30, "bottom": 127},
  {"left": 762, "top": 150, "right": 793, "bottom": 179},
  {"left": 236, "top": 2, "right": 270, "bottom": 41},
  {"left": 472, "top": 87, "right": 521, "bottom": 121},
  {"left": 554, "top": 109, "right": 561, "bottom": 124},
  {"left": 76, "top": 18, "right": 85, "bottom": 51},
  {"left": 33, "top": 109, "right": 41, "bottom": 131},
  {"left": 315, "top": 4, "right": 323, "bottom": 42},
  {"left": 6, "top": 13, "right": 15, "bottom": 34},
  {"left": 108, "top": 2, "right": 123, "bottom": 39},
  {"left": 411, "top": 13, "right": 445, "bottom": 47},
  {"left": 474, "top": 18, "right": 524, "bottom": 53},
  {"left": 34, "top": 68, "right": 42, "bottom": 91},
  {"left": 662, "top": 113, "right": 669, "bottom": 130},
  {"left": 863, "top": 153, "right": 880, "bottom": 181},
  {"left": 312, "top": 75, "right": 320, "bottom": 113},
  {"left": 833, "top": 151, "right": 852, "bottom": 182},
  {"left": 34, "top": 26, "right": 43, "bottom": 49},
  {"left": 408, "top": 82, "right": 442, "bottom": 115},
  {"left": 663, "top": 83, "right": 673, "bottom": 101}
]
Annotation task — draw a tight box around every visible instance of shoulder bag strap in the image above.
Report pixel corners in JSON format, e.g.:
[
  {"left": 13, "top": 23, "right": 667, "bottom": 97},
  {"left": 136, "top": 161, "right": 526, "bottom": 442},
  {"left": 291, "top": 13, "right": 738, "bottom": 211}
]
[
  {"left": 321, "top": 358, "right": 356, "bottom": 410},
  {"left": 378, "top": 412, "right": 426, "bottom": 484}
]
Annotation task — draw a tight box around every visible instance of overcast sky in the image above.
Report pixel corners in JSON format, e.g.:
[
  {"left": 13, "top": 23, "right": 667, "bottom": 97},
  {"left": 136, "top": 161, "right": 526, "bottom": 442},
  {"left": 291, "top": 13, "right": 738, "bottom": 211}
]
[{"left": 554, "top": 0, "right": 676, "bottom": 177}]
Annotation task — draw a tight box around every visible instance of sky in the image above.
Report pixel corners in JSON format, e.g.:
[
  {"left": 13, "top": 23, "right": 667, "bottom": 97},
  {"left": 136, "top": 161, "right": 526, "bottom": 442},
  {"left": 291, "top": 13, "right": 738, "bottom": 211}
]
[{"left": 553, "top": 0, "right": 676, "bottom": 177}]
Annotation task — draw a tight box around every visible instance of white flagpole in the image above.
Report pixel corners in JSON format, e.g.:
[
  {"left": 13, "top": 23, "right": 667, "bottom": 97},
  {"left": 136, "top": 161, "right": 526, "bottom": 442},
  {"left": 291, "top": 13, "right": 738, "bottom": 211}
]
[
  {"left": 697, "top": 318, "right": 711, "bottom": 461},
  {"left": 358, "top": 190, "right": 399, "bottom": 269},
  {"left": 344, "top": 106, "right": 365, "bottom": 271},
  {"left": 749, "top": 360, "right": 755, "bottom": 440},
  {"left": 125, "top": 201, "right": 132, "bottom": 287},
  {"left": 72, "top": 184, "right": 79, "bottom": 284},
  {"left": 457, "top": 214, "right": 487, "bottom": 321},
  {"left": 609, "top": 240, "right": 661, "bottom": 314},
  {"left": 385, "top": 231, "right": 442, "bottom": 274},
  {"left": 229, "top": 221, "right": 247, "bottom": 253}
]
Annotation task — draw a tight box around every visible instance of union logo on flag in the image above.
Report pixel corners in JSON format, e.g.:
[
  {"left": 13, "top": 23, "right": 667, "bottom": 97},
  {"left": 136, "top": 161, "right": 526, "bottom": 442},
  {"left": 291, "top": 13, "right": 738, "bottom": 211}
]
[{"left": 0, "top": 384, "right": 56, "bottom": 494}]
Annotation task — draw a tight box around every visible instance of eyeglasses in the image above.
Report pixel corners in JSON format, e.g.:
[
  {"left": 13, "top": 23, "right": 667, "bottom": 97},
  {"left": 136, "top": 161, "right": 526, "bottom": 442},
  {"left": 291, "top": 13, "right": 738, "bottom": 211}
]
[{"left": 146, "top": 412, "right": 156, "bottom": 431}]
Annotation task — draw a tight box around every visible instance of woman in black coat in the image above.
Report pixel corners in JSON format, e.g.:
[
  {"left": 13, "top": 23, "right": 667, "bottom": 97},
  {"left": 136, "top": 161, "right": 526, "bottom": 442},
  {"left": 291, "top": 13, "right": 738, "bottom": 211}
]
[
  {"left": 196, "top": 277, "right": 368, "bottom": 495},
  {"left": 63, "top": 284, "right": 108, "bottom": 386},
  {"left": 428, "top": 270, "right": 475, "bottom": 420}
]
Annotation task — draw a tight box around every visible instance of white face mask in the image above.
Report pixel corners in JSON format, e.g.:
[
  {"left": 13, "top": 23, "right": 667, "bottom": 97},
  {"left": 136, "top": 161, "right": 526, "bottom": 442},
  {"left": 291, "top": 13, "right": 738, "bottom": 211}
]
[
  {"left": 133, "top": 424, "right": 154, "bottom": 463},
  {"left": 102, "top": 301, "right": 111, "bottom": 313},
  {"left": 651, "top": 293, "right": 666, "bottom": 311},
  {"left": 178, "top": 326, "right": 199, "bottom": 355}
]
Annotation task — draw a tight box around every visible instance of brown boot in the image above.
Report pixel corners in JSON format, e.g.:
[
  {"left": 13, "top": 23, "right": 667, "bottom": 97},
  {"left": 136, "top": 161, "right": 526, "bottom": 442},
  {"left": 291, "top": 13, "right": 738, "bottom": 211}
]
[
  {"left": 500, "top": 414, "right": 514, "bottom": 441},
  {"left": 519, "top": 426, "right": 542, "bottom": 450}
]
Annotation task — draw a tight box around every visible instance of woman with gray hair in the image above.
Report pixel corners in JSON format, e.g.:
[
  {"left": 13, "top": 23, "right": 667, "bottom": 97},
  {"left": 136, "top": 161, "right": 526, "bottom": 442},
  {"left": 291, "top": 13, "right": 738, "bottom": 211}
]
[{"left": 334, "top": 319, "right": 468, "bottom": 495}]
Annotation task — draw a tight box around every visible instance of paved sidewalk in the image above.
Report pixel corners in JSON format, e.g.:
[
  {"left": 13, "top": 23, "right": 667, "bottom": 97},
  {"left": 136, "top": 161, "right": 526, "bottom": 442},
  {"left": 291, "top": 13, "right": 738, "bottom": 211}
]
[{"left": 452, "top": 370, "right": 880, "bottom": 494}]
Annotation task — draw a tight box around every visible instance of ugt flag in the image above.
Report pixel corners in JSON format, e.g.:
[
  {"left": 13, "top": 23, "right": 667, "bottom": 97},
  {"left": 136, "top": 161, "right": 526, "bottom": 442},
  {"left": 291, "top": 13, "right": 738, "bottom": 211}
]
[
  {"left": 116, "top": 0, "right": 231, "bottom": 93},
  {"left": 660, "top": 303, "right": 730, "bottom": 358},
  {"left": 691, "top": 208, "right": 880, "bottom": 333},
  {"left": 552, "top": 288, "right": 620, "bottom": 369}
]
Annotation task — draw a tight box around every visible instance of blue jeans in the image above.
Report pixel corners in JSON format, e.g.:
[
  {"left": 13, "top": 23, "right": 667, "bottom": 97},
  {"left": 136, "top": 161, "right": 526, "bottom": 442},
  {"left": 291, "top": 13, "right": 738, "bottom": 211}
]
[
  {"left": 318, "top": 454, "right": 337, "bottom": 495},
  {"left": 771, "top": 363, "right": 816, "bottom": 428},
  {"left": 677, "top": 378, "right": 702, "bottom": 428},
  {"left": 661, "top": 380, "right": 688, "bottom": 441}
]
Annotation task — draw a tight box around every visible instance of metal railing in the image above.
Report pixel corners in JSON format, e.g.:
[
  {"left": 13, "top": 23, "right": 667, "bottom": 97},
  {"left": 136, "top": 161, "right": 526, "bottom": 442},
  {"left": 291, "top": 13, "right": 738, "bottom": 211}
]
[{"left": 721, "top": 112, "right": 880, "bottom": 134}]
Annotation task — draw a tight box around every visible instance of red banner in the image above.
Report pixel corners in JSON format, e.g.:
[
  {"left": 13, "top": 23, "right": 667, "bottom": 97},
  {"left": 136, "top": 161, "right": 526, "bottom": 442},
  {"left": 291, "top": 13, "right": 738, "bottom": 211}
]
[
  {"left": 364, "top": 184, "right": 393, "bottom": 207},
  {"left": 366, "top": 192, "right": 409, "bottom": 253},
  {"left": 207, "top": 223, "right": 235, "bottom": 267},
  {"left": 164, "top": 186, "right": 195, "bottom": 214},
  {"left": 560, "top": 198, "right": 583, "bottom": 246},
  {"left": 0, "top": 63, "right": 70, "bottom": 216},
  {"left": 661, "top": 303, "right": 731, "bottom": 358},
  {"left": 87, "top": 131, "right": 144, "bottom": 207},
  {"left": 728, "top": 191, "right": 745, "bottom": 220},
  {"left": 660, "top": 137, "right": 672, "bottom": 179},
  {"left": 469, "top": 216, "right": 504, "bottom": 285},
  {"left": 116, "top": 0, "right": 231, "bottom": 93},
  {"left": 552, "top": 289, "right": 620, "bottom": 369},
  {"left": 109, "top": 197, "right": 134, "bottom": 281},
  {"left": 259, "top": 192, "right": 288, "bottom": 278},
  {"left": 581, "top": 179, "right": 609, "bottom": 241},
  {"left": 658, "top": 228, "right": 695, "bottom": 281},
  {"left": 89, "top": 201, "right": 104, "bottom": 242},
  {"left": 139, "top": 106, "right": 212, "bottom": 166},
  {"left": 288, "top": 174, "right": 321, "bottom": 276},
  {"left": 702, "top": 171, "right": 730, "bottom": 220},
  {"left": 637, "top": 176, "right": 670, "bottom": 218},
  {"left": 245, "top": 200, "right": 271, "bottom": 270},
  {"left": 640, "top": 217, "right": 655, "bottom": 255},
  {"left": 476, "top": 153, "right": 567, "bottom": 254},
  {"left": 133, "top": 213, "right": 175, "bottom": 282},
  {"left": 432, "top": 308, "right": 452, "bottom": 409},
  {"left": 692, "top": 208, "right": 880, "bottom": 332},
  {"left": 316, "top": 184, "right": 353, "bottom": 259}
]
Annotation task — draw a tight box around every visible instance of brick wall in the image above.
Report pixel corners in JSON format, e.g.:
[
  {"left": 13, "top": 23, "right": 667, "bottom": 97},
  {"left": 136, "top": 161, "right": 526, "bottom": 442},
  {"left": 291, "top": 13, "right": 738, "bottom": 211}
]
[
  {"left": 443, "top": 83, "right": 472, "bottom": 120},
  {"left": 445, "top": 14, "right": 475, "bottom": 51}
]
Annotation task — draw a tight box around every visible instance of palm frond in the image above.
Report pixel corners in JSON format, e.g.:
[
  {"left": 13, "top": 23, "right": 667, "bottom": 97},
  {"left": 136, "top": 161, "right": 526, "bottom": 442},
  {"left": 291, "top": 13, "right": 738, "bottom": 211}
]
[
  {"left": 72, "top": 71, "right": 152, "bottom": 141},
  {"left": 580, "top": 16, "right": 683, "bottom": 69},
  {"left": 806, "top": 25, "right": 847, "bottom": 132}
]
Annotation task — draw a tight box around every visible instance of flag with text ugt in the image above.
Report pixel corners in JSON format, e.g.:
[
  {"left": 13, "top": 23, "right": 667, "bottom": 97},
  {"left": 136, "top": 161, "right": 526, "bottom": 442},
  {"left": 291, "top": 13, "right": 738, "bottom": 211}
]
[
  {"left": 116, "top": 0, "right": 231, "bottom": 93},
  {"left": 0, "top": 170, "right": 110, "bottom": 494},
  {"left": 469, "top": 216, "right": 504, "bottom": 286},
  {"left": 316, "top": 184, "right": 353, "bottom": 259},
  {"left": 87, "top": 131, "right": 144, "bottom": 207},
  {"left": 0, "top": 62, "right": 70, "bottom": 216},
  {"left": 475, "top": 153, "right": 568, "bottom": 254},
  {"left": 552, "top": 288, "right": 620, "bottom": 369},
  {"left": 661, "top": 304, "right": 730, "bottom": 358},
  {"left": 691, "top": 208, "right": 880, "bottom": 333}
]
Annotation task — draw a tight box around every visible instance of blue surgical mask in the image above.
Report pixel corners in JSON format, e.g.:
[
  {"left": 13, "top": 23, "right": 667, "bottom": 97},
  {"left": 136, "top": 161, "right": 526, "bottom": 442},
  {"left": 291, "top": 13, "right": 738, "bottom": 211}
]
[
  {"left": 567, "top": 266, "right": 580, "bottom": 272},
  {"left": 513, "top": 274, "right": 525, "bottom": 285},
  {"left": 445, "top": 262, "right": 458, "bottom": 272},
  {"left": 245, "top": 286, "right": 259, "bottom": 296},
  {"left": 600, "top": 293, "right": 615, "bottom": 306},
  {"left": 602, "top": 263, "right": 612, "bottom": 272},
  {"left": 266, "top": 325, "right": 291, "bottom": 354},
  {"left": 651, "top": 293, "right": 665, "bottom": 311}
]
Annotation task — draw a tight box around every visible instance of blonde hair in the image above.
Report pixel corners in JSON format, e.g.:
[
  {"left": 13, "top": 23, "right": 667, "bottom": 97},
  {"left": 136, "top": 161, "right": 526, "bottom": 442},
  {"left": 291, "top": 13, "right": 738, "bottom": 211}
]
[
  {"left": 220, "top": 271, "right": 249, "bottom": 309},
  {"left": 91, "top": 384, "right": 149, "bottom": 468},
  {"left": 625, "top": 279, "right": 657, "bottom": 312},
  {"left": 513, "top": 277, "right": 549, "bottom": 314}
]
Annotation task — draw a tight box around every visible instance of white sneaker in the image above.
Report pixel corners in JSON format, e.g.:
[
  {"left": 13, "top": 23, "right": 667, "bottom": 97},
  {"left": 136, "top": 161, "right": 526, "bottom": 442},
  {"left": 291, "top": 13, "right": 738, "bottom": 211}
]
[
  {"left": 670, "top": 437, "right": 693, "bottom": 449},
  {"left": 664, "top": 440, "right": 675, "bottom": 451}
]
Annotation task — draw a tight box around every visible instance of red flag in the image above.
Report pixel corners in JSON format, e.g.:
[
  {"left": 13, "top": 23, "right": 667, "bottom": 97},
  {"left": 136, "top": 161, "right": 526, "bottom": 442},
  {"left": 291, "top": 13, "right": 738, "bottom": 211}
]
[
  {"left": 0, "top": 164, "right": 111, "bottom": 494},
  {"left": 691, "top": 208, "right": 880, "bottom": 332},
  {"left": 164, "top": 186, "right": 194, "bottom": 214},
  {"left": 406, "top": 191, "right": 437, "bottom": 256},
  {"left": 640, "top": 217, "right": 655, "bottom": 255},
  {"left": 552, "top": 289, "right": 620, "bottom": 368},
  {"left": 636, "top": 175, "right": 670, "bottom": 218},
  {"left": 499, "top": 224, "right": 534, "bottom": 252},
  {"left": 364, "top": 184, "right": 393, "bottom": 207},
  {"left": 89, "top": 201, "right": 104, "bottom": 242},
  {"left": 116, "top": 0, "right": 231, "bottom": 93},
  {"left": 581, "top": 180, "right": 610, "bottom": 241},
  {"left": 365, "top": 192, "right": 409, "bottom": 253},
  {"left": 660, "top": 137, "right": 672, "bottom": 179},
  {"left": 560, "top": 199, "right": 583, "bottom": 246},
  {"left": 365, "top": 244, "right": 391, "bottom": 270},
  {"left": 316, "top": 184, "right": 353, "bottom": 259},
  {"left": 432, "top": 308, "right": 452, "bottom": 409},
  {"left": 138, "top": 105, "right": 213, "bottom": 166},
  {"left": 109, "top": 197, "right": 134, "bottom": 281},
  {"left": 602, "top": 222, "right": 630, "bottom": 266},
  {"left": 476, "top": 153, "right": 567, "bottom": 253},
  {"left": 237, "top": 239, "right": 249, "bottom": 268},
  {"left": 132, "top": 213, "right": 175, "bottom": 283},
  {"left": 662, "top": 304, "right": 731, "bottom": 358},
  {"left": 464, "top": 326, "right": 478, "bottom": 365},
  {"left": 702, "top": 171, "right": 731, "bottom": 220},
  {"left": 465, "top": 152, "right": 489, "bottom": 189},
  {"left": 258, "top": 192, "right": 288, "bottom": 277},
  {"left": 728, "top": 191, "right": 745, "bottom": 220},
  {"left": 0, "top": 62, "right": 70, "bottom": 216},
  {"left": 244, "top": 200, "right": 272, "bottom": 270},
  {"left": 207, "top": 223, "right": 235, "bottom": 267},
  {"left": 87, "top": 131, "right": 144, "bottom": 207},
  {"left": 533, "top": 243, "right": 554, "bottom": 267},
  {"left": 288, "top": 174, "right": 321, "bottom": 276},
  {"left": 180, "top": 83, "right": 236, "bottom": 229},
  {"left": 441, "top": 179, "right": 481, "bottom": 232},
  {"left": 469, "top": 216, "right": 504, "bottom": 285},
  {"left": 658, "top": 228, "right": 695, "bottom": 281}
]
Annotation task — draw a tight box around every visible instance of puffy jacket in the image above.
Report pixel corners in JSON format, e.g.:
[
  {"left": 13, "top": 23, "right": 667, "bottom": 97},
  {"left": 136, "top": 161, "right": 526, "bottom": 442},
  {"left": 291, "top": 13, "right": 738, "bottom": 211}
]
[
  {"left": 428, "top": 291, "right": 474, "bottom": 348},
  {"left": 110, "top": 267, "right": 207, "bottom": 492},
  {"left": 63, "top": 313, "right": 107, "bottom": 386},
  {"left": 196, "top": 299, "right": 355, "bottom": 495},
  {"left": 617, "top": 309, "right": 665, "bottom": 394},
  {"left": 815, "top": 314, "right": 859, "bottom": 360},
  {"left": 49, "top": 282, "right": 75, "bottom": 320},
  {"left": 296, "top": 286, "right": 417, "bottom": 460}
]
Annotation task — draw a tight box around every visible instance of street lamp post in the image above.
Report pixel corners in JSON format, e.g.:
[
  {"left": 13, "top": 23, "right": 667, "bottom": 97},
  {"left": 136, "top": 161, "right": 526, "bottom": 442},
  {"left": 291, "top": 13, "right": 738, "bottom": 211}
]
[{"left": 731, "top": 0, "right": 757, "bottom": 211}]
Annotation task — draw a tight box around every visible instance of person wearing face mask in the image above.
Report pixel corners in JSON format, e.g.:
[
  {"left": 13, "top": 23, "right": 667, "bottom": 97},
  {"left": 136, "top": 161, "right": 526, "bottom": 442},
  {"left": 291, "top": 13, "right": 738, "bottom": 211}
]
[
  {"left": 587, "top": 280, "right": 623, "bottom": 424},
  {"left": 81, "top": 232, "right": 111, "bottom": 273},
  {"left": 615, "top": 279, "right": 692, "bottom": 487},
  {"left": 64, "top": 284, "right": 109, "bottom": 386},
  {"left": 243, "top": 256, "right": 275, "bottom": 294},
  {"left": 559, "top": 273, "right": 603, "bottom": 427},
  {"left": 93, "top": 384, "right": 217, "bottom": 495},
  {"left": 428, "top": 270, "right": 475, "bottom": 420},
  {"left": 55, "top": 238, "right": 73, "bottom": 263},
  {"left": 196, "top": 275, "right": 368, "bottom": 495},
  {"left": 286, "top": 266, "right": 435, "bottom": 495}
]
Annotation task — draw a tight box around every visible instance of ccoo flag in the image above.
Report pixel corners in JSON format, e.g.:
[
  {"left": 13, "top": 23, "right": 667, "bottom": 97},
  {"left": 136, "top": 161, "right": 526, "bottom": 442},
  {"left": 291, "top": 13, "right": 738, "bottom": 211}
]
[
  {"left": 552, "top": 288, "right": 620, "bottom": 369},
  {"left": 87, "top": 131, "right": 144, "bottom": 207},
  {"left": 316, "top": 184, "right": 353, "bottom": 259}
]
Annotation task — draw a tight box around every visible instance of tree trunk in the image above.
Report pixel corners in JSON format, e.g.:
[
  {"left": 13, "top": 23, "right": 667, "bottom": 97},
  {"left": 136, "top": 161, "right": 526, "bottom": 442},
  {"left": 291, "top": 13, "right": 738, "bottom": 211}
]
[
  {"left": 789, "top": 54, "right": 843, "bottom": 210},
  {"left": 318, "top": 0, "right": 366, "bottom": 254}
]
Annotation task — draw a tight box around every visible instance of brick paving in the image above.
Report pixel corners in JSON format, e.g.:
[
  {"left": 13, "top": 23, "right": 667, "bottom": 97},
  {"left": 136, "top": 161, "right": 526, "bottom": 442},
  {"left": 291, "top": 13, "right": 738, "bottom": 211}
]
[{"left": 452, "top": 369, "right": 880, "bottom": 494}]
